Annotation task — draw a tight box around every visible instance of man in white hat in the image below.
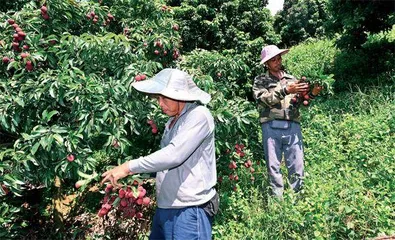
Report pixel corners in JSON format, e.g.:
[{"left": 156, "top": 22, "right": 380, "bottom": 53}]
[
  {"left": 101, "top": 68, "right": 218, "bottom": 239},
  {"left": 253, "top": 45, "right": 323, "bottom": 197}
]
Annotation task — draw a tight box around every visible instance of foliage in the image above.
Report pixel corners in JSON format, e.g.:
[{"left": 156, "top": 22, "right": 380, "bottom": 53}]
[
  {"left": 274, "top": 0, "right": 330, "bottom": 47},
  {"left": 282, "top": 38, "right": 338, "bottom": 94},
  {"left": 168, "top": 0, "right": 279, "bottom": 52},
  {"left": 326, "top": 0, "right": 395, "bottom": 50},
  {"left": 332, "top": 26, "right": 395, "bottom": 91}
]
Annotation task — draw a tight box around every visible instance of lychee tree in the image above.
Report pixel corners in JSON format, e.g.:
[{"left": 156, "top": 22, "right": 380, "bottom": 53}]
[{"left": 0, "top": 0, "right": 180, "bottom": 201}]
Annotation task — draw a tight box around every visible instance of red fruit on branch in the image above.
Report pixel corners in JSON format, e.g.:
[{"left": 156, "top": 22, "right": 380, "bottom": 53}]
[
  {"left": 143, "top": 197, "right": 151, "bottom": 206},
  {"left": 1, "top": 184, "right": 10, "bottom": 195},
  {"left": 107, "top": 13, "right": 114, "bottom": 20},
  {"left": 236, "top": 150, "right": 245, "bottom": 157},
  {"left": 98, "top": 208, "right": 108, "bottom": 217},
  {"left": 228, "top": 161, "right": 237, "bottom": 169},
  {"left": 105, "top": 186, "right": 112, "bottom": 193},
  {"left": 119, "top": 189, "right": 126, "bottom": 198},
  {"left": 41, "top": 6, "right": 47, "bottom": 13},
  {"left": 136, "top": 198, "right": 143, "bottom": 205},
  {"left": 25, "top": 61, "right": 33, "bottom": 71},
  {"left": 135, "top": 74, "right": 142, "bottom": 81},
  {"left": 18, "top": 31, "right": 26, "bottom": 39},
  {"left": 75, "top": 180, "right": 86, "bottom": 189},
  {"left": 15, "top": 27, "right": 22, "bottom": 33},
  {"left": 102, "top": 203, "right": 112, "bottom": 210},
  {"left": 244, "top": 160, "right": 252, "bottom": 168},
  {"left": 218, "top": 176, "right": 223, "bottom": 183},
  {"left": 301, "top": 76, "right": 306, "bottom": 82},
  {"left": 152, "top": 127, "right": 158, "bottom": 134},
  {"left": 304, "top": 94, "right": 310, "bottom": 100},
  {"left": 112, "top": 139, "right": 120, "bottom": 148},
  {"left": 7, "top": 19, "right": 15, "bottom": 25},
  {"left": 303, "top": 100, "right": 309, "bottom": 106},
  {"left": 42, "top": 13, "right": 50, "bottom": 20},
  {"left": 154, "top": 50, "right": 160, "bottom": 55},
  {"left": 172, "top": 24, "right": 179, "bottom": 31},
  {"left": 66, "top": 154, "right": 75, "bottom": 162},
  {"left": 142, "top": 197, "right": 150, "bottom": 206},
  {"left": 140, "top": 74, "right": 146, "bottom": 80},
  {"left": 136, "top": 212, "right": 143, "bottom": 219},
  {"left": 217, "top": 72, "right": 222, "bottom": 77},
  {"left": 120, "top": 199, "right": 128, "bottom": 207},
  {"left": 2, "top": 56, "right": 10, "bottom": 64},
  {"left": 12, "top": 23, "right": 19, "bottom": 29},
  {"left": 21, "top": 52, "right": 29, "bottom": 58},
  {"left": 138, "top": 187, "right": 146, "bottom": 198}
]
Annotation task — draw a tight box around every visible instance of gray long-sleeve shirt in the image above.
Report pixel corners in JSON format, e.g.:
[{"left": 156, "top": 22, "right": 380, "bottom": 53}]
[{"left": 128, "top": 102, "right": 217, "bottom": 208}]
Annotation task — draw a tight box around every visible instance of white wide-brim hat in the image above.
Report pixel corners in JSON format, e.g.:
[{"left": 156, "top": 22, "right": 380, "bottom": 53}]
[
  {"left": 260, "top": 45, "right": 289, "bottom": 64},
  {"left": 131, "top": 68, "right": 211, "bottom": 104}
]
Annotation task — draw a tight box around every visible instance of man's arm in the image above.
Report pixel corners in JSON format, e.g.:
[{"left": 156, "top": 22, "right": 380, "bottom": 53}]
[{"left": 129, "top": 108, "right": 213, "bottom": 173}]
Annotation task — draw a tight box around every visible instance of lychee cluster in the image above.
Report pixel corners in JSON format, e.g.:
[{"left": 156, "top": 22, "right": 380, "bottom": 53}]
[
  {"left": 3, "top": 18, "right": 33, "bottom": 71},
  {"left": 290, "top": 76, "right": 312, "bottom": 106},
  {"left": 98, "top": 183, "right": 152, "bottom": 219}
]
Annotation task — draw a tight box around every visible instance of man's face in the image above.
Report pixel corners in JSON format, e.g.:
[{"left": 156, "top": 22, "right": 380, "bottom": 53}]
[
  {"left": 266, "top": 54, "right": 282, "bottom": 72},
  {"left": 156, "top": 95, "right": 182, "bottom": 117}
]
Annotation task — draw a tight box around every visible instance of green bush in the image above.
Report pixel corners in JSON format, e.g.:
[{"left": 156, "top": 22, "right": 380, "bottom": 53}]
[
  {"left": 282, "top": 38, "right": 338, "bottom": 94},
  {"left": 332, "top": 26, "right": 395, "bottom": 91}
]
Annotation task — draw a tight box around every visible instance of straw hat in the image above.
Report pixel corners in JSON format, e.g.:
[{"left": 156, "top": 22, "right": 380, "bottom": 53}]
[
  {"left": 131, "top": 68, "right": 211, "bottom": 104},
  {"left": 260, "top": 45, "right": 289, "bottom": 64}
]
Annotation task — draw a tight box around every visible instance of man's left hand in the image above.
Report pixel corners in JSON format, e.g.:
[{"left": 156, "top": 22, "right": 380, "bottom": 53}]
[{"left": 312, "top": 84, "right": 323, "bottom": 96}]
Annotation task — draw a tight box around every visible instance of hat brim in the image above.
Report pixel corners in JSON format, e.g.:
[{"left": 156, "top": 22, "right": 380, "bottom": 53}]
[
  {"left": 260, "top": 49, "right": 289, "bottom": 64},
  {"left": 131, "top": 74, "right": 211, "bottom": 104}
]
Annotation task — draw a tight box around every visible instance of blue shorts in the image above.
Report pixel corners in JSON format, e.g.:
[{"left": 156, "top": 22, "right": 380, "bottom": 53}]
[{"left": 149, "top": 206, "right": 213, "bottom": 240}]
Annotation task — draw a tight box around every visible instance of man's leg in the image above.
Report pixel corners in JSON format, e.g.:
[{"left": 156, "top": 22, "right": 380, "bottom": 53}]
[
  {"left": 262, "top": 123, "right": 284, "bottom": 196},
  {"left": 283, "top": 122, "right": 304, "bottom": 192}
]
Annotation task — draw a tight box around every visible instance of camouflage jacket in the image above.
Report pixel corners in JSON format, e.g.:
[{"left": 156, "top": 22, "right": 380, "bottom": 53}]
[{"left": 253, "top": 71, "right": 301, "bottom": 123}]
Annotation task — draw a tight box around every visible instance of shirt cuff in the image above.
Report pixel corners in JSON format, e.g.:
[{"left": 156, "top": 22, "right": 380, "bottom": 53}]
[
  {"left": 308, "top": 92, "right": 316, "bottom": 99},
  {"left": 281, "top": 87, "right": 288, "bottom": 97}
]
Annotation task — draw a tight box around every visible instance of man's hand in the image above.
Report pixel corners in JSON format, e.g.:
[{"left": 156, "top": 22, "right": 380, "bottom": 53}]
[
  {"left": 286, "top": 81, "right": 310, "bottom": 94},
  {"left": 312, "top": 84, "right": 323, "bottom": 96},
  {"left": 101, "top": 161, "right": 132, "bottom": 188}
]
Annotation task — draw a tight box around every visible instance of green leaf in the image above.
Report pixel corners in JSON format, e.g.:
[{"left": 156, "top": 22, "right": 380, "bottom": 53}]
[
  {"left": 30, "top": 142, "right": 40, "bottom": 155},
  {"left": 53, "top": 134, "right": 64, "bottom": 145}
]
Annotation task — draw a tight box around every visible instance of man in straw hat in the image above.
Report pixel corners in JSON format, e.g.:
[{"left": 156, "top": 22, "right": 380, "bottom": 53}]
[
  {"left": 101, "top": 68, "right": 218, "bottom": 239},
  {"left": 253, "top": 45, "right": 323, "bottom": 197}
]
